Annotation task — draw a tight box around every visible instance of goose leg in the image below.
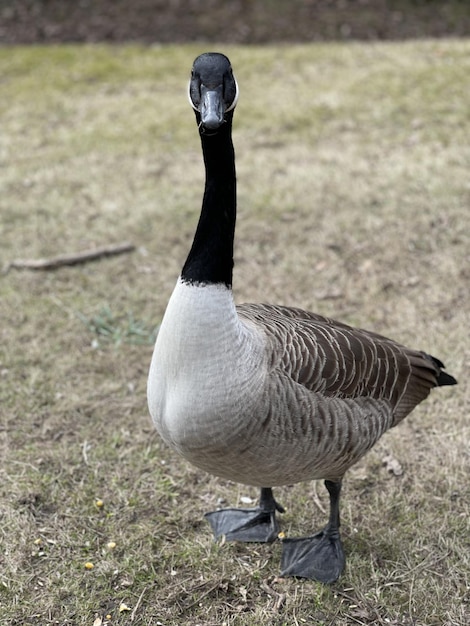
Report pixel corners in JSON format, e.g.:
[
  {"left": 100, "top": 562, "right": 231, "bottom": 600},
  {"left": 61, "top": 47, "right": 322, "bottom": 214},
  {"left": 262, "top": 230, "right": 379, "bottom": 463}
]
[
  {"left": 280, "top": 479, "right": 345, "bottom": 583},
  {"left": 205, "top": 487, "right": 284, "bottom": 543}
]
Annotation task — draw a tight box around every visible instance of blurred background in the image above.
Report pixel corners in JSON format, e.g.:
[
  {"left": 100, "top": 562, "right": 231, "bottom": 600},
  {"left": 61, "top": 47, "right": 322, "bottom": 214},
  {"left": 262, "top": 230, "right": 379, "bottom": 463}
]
[{"left": 2, "top": 0, "right": 470, "bottom": 44}]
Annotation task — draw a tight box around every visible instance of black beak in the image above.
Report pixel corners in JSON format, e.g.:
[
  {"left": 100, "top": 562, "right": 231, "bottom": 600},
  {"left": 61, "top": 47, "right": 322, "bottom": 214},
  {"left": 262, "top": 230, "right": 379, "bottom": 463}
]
[{"left": 200, "top": 85, "right": 225, "bottom": 130}]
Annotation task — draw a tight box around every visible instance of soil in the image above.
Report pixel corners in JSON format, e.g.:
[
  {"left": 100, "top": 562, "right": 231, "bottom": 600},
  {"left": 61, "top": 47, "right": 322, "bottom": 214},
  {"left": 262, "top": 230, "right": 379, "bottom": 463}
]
[{"left": 1, "top": 0, "right": 469, "bottom": 45}]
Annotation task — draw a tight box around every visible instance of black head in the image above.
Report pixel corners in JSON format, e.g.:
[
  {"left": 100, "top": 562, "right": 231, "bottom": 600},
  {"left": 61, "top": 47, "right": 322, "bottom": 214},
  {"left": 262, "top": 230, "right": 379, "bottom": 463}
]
[{"left": 188, "top": 52, "right": 239, "bottom": 132}]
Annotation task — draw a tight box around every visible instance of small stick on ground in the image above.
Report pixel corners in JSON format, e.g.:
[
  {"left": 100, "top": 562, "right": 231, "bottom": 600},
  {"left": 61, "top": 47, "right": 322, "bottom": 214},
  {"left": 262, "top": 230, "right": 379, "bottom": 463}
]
[
  {"left": 130, "top": 586, "right": 147, "bottom": 622},
  {"left": 5, "top": 241, "right": 135, "bottom": 272}
]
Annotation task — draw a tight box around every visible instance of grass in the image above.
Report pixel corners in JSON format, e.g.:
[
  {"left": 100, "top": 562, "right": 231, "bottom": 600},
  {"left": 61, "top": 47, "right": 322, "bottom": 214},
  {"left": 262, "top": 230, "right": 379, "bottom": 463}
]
[
  {"left": 76, "top": 306, "right": 158, "bottom": 347},
  {"left": 1, "top": 41, "right": 469, "bottom": 625}
]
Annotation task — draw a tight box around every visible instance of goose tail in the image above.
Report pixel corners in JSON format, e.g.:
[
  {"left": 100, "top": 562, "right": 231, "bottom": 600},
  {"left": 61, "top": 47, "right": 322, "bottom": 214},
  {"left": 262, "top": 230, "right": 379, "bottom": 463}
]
[{"left": 427, "top": 354, "right": 457, "bottom": 387}]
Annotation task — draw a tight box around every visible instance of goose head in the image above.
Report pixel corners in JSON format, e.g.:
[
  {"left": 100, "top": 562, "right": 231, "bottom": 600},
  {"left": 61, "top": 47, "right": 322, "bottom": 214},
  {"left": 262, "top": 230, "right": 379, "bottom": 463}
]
[{"left": 188, "top": 52, "right": 239, "bottom": 132}]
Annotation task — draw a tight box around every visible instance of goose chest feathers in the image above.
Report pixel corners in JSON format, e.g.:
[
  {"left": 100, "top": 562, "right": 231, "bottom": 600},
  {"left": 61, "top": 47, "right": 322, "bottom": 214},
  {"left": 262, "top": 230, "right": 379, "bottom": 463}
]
[{"left": 147, "top": 52, "right": 457, "bottom": 583}]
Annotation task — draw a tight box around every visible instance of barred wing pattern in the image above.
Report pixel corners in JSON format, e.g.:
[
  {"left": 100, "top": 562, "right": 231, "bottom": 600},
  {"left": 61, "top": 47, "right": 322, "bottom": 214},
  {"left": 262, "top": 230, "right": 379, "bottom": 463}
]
[{"left": 237, "top": 303, "right": 442, "bottom": 426}]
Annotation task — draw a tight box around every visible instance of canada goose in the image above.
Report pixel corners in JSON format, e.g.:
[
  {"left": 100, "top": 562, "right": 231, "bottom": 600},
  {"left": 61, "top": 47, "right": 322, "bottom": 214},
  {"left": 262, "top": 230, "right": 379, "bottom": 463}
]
[{"left": 147, "top": 52, "right": 457, "bottom": 583}]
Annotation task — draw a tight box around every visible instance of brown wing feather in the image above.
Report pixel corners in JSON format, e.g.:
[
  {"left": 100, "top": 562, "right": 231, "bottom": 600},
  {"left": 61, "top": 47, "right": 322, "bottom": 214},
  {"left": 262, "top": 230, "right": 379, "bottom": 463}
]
[{"left": 237, "top": 303, "right": 444, "bottom": 426}]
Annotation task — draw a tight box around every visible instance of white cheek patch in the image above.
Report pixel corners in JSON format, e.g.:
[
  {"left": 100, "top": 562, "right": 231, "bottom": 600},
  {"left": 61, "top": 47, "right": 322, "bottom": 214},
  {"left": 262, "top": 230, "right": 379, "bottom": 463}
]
[
  {"left": 225, "top": 78, "right": 239, "bottom": 112},
  {"left": 188, "top": 79, "right": 198, "bottom": 111}
]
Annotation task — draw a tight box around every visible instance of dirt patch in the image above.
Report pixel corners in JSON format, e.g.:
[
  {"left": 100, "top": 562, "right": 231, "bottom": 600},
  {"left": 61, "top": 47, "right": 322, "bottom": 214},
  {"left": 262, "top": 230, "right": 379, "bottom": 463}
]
[{"left": 1, "top": 0, "right": 470, "bottom": 44}]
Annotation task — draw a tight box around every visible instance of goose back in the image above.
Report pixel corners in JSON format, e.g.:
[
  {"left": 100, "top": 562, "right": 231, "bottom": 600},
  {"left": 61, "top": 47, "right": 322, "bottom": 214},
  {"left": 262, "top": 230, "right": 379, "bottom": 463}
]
[{"left": 238, "top": 303, "right": 442, "bottom": 426}]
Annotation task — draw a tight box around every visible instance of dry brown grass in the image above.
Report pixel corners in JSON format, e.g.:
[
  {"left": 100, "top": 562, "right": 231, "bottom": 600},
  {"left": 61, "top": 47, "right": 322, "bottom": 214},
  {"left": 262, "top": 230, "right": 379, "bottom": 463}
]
[{"left": 1, "top": 41, "right": 469, "bottom": 625}]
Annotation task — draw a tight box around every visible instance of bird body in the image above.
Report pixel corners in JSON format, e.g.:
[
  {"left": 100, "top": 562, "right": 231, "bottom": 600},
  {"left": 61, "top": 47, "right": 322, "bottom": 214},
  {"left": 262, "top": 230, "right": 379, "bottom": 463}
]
[
  {"left": 147, "top": 52, "right": 456, "bottom": 582},
  {"left": 149, "top": 278, "right": 446, "bottom": 487}
]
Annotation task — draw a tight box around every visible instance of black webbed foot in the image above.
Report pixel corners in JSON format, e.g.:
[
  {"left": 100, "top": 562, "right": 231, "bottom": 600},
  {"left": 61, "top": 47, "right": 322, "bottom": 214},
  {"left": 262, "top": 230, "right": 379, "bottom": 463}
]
[
  {"left": 280, "top": 479, "right": 345, "bottom": 583},
  {"left": 205, "top": 487, "right": 284, "bottom": 543},
  {"left": 280, "top": 529, "right": 345, "bottom": 583},
  {"left": 205, "top": 506, "right": 279, "bottom": 542}
]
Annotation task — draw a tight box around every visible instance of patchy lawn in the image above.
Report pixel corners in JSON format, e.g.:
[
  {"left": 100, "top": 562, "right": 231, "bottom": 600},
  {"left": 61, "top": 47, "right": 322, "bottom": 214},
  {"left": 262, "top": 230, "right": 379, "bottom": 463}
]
[{"left": 0, "top": 41, "right": 469, "bottom": 625}]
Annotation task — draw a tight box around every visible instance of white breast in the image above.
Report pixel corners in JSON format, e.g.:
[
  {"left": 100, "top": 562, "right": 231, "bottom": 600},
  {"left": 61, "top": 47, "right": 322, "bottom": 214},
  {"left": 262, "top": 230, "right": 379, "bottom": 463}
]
[{"left": 147, "top": 278, "right": 266, "bottom": 458}]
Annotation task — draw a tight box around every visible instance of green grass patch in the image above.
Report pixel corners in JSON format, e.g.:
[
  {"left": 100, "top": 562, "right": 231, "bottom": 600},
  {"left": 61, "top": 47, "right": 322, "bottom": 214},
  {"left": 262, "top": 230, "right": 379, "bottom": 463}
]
[{"left": 77, "top": 306, "right": 158, "bottom": 346}]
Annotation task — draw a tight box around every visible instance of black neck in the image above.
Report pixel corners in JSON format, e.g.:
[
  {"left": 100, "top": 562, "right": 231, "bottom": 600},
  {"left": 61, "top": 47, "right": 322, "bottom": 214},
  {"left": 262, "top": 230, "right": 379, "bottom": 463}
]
[{"left": 181, "top": 116, "right": 236, "bottom": 288}]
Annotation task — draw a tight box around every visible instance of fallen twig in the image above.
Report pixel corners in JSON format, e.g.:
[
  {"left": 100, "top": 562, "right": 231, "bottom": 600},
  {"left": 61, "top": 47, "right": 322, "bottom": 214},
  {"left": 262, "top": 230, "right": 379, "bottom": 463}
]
[
  {"left": 5, "top": 241, "right": 135, "bottom": 272},
  {"left": 130, "top": 586, "right": 147, "bottom": 622}
]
